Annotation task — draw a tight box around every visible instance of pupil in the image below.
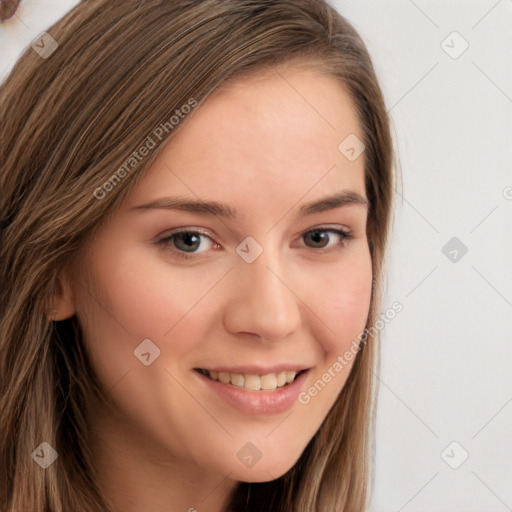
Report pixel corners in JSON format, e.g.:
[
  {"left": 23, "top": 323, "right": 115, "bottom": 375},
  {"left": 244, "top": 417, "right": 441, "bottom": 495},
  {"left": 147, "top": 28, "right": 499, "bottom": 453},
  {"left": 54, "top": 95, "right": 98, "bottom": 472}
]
[
  {"left": 308, "top": 231, "right": 328, "bottom": 248},
  {"left": 176, "top": 232, "right": 200, "bottom": 252}
]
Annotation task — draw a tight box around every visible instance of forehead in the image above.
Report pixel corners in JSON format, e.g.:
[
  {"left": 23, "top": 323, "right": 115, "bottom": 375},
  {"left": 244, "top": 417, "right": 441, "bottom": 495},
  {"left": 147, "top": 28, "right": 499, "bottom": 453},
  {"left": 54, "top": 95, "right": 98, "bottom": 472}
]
[{"left": 124, "top": 65, "right": 366, "bottom": 213}]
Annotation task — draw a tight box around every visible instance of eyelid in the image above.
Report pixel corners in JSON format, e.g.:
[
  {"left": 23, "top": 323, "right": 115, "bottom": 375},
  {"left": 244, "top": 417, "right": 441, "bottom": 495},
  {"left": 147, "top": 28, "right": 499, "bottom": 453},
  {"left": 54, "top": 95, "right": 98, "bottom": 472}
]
[
  {"left": 158, "top": 226, "right": 214, "bottom": 239},
  {"left": 301, "top": 224, "right": 352, "bottom": 237}
]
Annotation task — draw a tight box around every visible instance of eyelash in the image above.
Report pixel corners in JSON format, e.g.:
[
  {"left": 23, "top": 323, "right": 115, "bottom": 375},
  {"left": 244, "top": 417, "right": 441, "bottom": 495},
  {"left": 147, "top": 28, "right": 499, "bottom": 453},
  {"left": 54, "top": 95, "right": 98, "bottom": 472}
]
[{"left": 156, "top": 226, "right": 353, "bottom": 261}]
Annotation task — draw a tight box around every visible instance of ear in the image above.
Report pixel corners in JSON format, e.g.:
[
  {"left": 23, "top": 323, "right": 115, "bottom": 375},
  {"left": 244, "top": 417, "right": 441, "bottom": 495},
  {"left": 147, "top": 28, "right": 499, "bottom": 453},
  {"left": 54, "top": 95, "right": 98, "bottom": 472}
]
[{"left": 46, "top": 267, "right": 76, "bottom": 321}]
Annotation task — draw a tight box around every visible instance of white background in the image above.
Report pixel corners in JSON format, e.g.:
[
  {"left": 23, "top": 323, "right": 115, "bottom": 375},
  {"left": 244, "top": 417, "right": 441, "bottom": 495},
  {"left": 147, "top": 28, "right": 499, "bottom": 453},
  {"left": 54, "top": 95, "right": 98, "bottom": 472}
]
[
  {"left": 334, "top": 2, "right": 512, "bottom": 511},
  {"left": 2, "top": 1, "right": 511, "bottom": 511}
]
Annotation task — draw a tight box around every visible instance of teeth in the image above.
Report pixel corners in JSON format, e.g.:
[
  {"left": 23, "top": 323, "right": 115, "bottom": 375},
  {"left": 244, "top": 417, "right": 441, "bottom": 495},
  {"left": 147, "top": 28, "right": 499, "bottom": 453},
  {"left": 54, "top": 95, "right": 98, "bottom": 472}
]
[
  {"left": 218, "top": 372, "right": 230, "bottom": 384},
  {"left": 260, "top": 373, "right": 277, "bottom": 390},
  {"left": 285, "top": 371, "right": 296, "bottom": 383},
  {"left": 230, "top": 373, "right": 244, "bottom": 387},
  {"left": 276, "top": 371, "right": 287, "bottom": 387},
  {"left": 244, "top": 374, "right": 261, "bottom": 390},
  {"left": 204, "top": 370, "right": 299, "bottom": 391}
]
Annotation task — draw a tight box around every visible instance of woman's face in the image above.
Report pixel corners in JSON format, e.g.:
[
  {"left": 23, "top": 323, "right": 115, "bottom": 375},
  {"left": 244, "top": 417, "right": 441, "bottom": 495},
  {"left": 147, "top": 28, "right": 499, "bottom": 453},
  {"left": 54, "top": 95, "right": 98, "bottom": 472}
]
[{"left": 70, "top": 64, "right": 372, "bottom": 482}]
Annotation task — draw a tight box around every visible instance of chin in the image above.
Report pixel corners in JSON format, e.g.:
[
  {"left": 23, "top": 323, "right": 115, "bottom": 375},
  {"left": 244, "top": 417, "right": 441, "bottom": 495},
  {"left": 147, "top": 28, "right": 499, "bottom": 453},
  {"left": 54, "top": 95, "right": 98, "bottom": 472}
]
[{"left": 229, "top": 452, "right": 302, "bottom": 483}]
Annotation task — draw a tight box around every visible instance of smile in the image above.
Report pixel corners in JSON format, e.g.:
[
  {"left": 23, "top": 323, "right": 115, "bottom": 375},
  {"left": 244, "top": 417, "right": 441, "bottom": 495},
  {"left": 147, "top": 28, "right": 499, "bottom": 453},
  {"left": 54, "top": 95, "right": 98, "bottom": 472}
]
[
  {"left": 194, "top": 366, "right": 311, "bottom": 415},
  {"left": 195, "top": 368, "right": 306, "bottom": 391}
]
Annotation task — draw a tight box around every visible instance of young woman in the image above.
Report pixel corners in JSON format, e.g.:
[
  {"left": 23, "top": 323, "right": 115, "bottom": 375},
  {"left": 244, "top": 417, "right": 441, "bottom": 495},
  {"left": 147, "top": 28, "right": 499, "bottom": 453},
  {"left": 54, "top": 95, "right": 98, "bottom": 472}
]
[{"left": 0, "top": 1, "right": 394, "bottom": 510}]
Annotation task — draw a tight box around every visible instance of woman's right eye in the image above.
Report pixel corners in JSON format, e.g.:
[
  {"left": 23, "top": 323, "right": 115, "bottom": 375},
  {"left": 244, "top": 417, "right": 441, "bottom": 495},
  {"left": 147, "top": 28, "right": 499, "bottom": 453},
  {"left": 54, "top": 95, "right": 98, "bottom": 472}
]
[{"left": 157, "top": 230, "right": 218, "bottom": 259}]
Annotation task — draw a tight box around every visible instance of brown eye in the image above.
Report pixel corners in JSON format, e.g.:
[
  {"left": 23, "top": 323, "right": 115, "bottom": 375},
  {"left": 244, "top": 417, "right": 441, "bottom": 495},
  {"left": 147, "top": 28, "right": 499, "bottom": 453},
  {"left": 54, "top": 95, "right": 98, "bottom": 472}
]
[
  {"left": 172, "top": 232, "right": 202, "bottom": 252},
  {"left": 304, "top": 230, "right": 330, "bottom": 249},
  {"left": 157, "top": 229, "right": 217, "bottom": 260},
  {"left": 302, "top": 228, "right": 352, "bottom": 250}
]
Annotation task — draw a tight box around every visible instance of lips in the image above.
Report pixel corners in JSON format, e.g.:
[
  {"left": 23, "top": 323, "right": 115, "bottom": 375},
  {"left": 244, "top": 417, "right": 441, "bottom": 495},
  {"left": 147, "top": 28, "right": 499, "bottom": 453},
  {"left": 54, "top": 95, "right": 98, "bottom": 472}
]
[
  {"left": 194, "top": 366, "right": 310, "bottom": 415},
  {"left": 195, "top": 368, "right": 306, "bottom": 391}
]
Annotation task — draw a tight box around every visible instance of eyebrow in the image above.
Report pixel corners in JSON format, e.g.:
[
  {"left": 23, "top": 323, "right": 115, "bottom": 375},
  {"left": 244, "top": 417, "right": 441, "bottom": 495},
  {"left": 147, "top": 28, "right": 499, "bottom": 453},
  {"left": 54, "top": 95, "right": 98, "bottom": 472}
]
[{"left": 131, "top": 190, "right": 368, "bottom": 219}]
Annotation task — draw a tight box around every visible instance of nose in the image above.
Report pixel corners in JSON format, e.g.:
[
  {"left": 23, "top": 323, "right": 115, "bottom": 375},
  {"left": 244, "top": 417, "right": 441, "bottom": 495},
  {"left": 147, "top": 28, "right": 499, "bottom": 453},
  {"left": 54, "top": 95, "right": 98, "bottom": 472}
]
[{"left": 222, "top": 248, "right": 302, "bottom": 342}]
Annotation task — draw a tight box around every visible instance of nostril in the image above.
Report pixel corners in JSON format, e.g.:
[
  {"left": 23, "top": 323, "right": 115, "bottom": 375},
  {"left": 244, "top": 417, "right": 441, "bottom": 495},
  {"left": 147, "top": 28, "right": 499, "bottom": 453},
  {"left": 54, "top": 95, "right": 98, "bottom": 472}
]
[{"left": 0, "top": 0, "right": 22, "bottom": 22}]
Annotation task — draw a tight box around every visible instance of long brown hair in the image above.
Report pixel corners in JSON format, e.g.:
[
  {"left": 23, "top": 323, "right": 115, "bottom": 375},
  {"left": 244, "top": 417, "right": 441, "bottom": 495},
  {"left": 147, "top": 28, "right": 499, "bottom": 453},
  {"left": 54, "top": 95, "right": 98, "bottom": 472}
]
[{"left": 0, "top": 1, "right": 394, "bottom": 510}]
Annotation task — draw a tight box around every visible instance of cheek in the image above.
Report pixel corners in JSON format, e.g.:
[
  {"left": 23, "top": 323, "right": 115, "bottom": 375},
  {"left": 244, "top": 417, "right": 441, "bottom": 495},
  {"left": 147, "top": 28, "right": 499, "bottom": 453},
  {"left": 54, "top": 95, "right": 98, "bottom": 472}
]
[
  {"left": 77, "top": 250, "right": 228, "bottom": 384},
  {"left": 85, "top": 247, "right": 220, "bottom": 339},
  {"left": 332, "top": 273, "right": 372, "bottom": 326},
  {"left": 310, "top": 255, "right": 372, "bottom": 354}
]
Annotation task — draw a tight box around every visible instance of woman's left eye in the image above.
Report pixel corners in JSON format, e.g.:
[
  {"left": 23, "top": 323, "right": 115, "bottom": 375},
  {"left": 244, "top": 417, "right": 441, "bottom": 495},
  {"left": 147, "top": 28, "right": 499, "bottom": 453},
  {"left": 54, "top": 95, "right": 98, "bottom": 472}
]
[
  {"left": 300, "top": 228, "right": 352, "bottom": 250},
  {"left": 156, "top": 227, "right": 352, "bottom": 260}
]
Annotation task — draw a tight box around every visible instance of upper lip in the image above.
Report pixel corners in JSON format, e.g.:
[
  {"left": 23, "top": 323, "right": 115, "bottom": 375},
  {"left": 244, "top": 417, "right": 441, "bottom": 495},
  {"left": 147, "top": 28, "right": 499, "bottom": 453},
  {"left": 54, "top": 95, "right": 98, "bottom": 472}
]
[{"left": 195, "top": 364, "right": 311, "bottom": 374}]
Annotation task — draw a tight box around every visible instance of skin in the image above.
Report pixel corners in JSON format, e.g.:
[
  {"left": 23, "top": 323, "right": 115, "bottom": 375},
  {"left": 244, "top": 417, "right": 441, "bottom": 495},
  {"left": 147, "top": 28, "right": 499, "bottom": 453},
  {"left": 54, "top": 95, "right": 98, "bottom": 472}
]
[{"left": 52, "top": 64, "right": 373, "bottom": 512}]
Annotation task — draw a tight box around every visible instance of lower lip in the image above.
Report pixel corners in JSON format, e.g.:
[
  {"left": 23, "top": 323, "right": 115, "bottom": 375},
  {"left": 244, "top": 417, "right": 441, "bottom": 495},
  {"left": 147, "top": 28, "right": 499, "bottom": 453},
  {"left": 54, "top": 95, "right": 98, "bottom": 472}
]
[{"left": 196, "top": 370, "right": 309, "bottom": 415}]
